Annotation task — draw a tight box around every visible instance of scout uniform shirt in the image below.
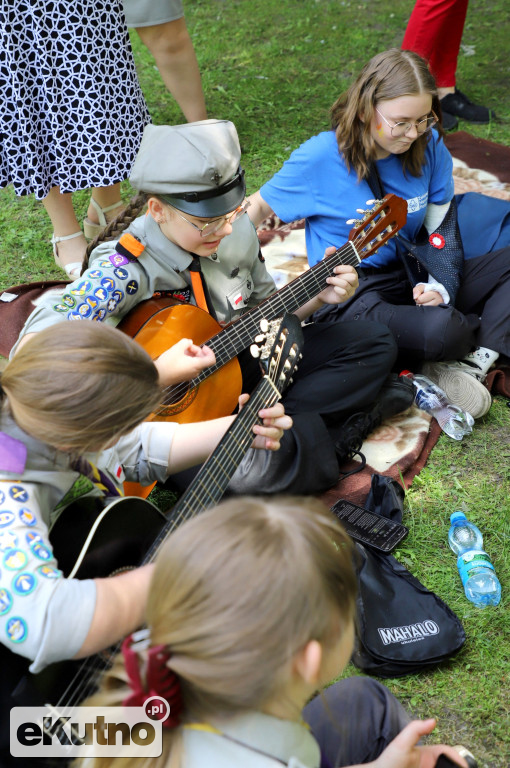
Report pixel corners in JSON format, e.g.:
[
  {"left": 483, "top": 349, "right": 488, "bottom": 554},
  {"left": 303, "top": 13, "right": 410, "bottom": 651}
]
[
  {"left": 0, "top": 411, "right": 177, "bottom": 671},
  {"left": 182, "top": 710, "right": 321, "bottom": 768},
  {"left": 14, "top": 212, "right": 277, "bottom": 348}
]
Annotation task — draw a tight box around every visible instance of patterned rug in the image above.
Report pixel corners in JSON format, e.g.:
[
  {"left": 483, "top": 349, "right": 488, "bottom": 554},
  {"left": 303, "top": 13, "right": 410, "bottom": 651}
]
[{"left": 257, "top": 132, "right": 510, "bottom": 506}]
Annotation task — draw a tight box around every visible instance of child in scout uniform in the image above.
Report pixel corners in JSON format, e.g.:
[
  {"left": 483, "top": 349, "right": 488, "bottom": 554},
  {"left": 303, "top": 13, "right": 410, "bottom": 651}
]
[
  {"left": 77, "top": 496, "right": 470, "bottom": 768},
  {"left": 0, "top": 321, "right": 288, "bottom": 765},
  {"left": 14, "top": 120, "right": 414, "bottom": 493}
]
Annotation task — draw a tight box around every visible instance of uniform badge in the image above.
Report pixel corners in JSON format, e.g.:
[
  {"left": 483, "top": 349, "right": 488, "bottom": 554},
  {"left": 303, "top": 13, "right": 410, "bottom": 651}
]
[
  {"left": 12, "top": 572, "right": 37, "bottom": 596},
  {"left": 67, "top": 311, "right": 86, "bottom": 321},
  {"left": 61, "top": 294, "right": 77, "bottom": 308},
  {"left": 92, "top": 309, "right": 107, "bottom": 322},
  {"left": 26, "top": 531, "right": 43, "bottom": 546},
  {"left": 429, "top": 233, "right": 445, "bottom": 249},
  {"left": 53, "top": 303, "right": 69, "bottom": 313},
  {"left": 0, "top": 531, "right": 18, "bottom": 551},
  {"left": 0, "top": 512, "right": 15, "bottom": 528},
  {"left": 0, "top": 588, "right": 12, "bottom": 615},
  {"left": 88, "top": 269, "right": 103, "bottom": 279},
  {"left": 18, "top": 508, "right": 36, "bottom": 526},
  {"left": 37, "top": 564, "right": 62, "bottom": 579},
  {"left": 9, "top": 486, "right": 28, "bottom": 503},
  {"left": 113, "top": 267, "right": 128, "bottom": 280},
  {"left": 93, "top": 287, "right": 108, "bottom": 301},
  {"left": 97, "top": 260, "right": 114, "bottom": 269},
  {"left": 31, "top": 543, "right": 52, "bottom": 561},
  {"left": 4, "top": 549, "right": 28, "bottom": 571},
  {"left": 101, "top": 277, "right": 116, "bottom": 293},
  {"left": 110, "top": 253, "right": 129, "bottom": 267},
  {"left": 6, "top": 617, "right": 27, "bottom": 643},
  {"left": 70, "top": 280, "right": 93, "bottom": 296},
  {"left": 126, "top": 280, "right": 139, "bottom": 295},
  {"left": 76, "top": 303, "right": 92, "bottom": 318}
]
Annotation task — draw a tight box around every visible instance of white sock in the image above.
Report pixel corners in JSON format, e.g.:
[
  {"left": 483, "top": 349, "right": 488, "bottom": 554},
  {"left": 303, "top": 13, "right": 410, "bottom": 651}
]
[{"left": 462, "top": 346, "right": 499, "bottom": 374}]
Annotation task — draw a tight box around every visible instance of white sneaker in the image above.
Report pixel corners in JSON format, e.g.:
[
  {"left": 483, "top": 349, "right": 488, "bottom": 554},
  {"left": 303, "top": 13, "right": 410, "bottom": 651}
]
[{"left": 421, "top": 360, "right": 492, "bottom": 419}]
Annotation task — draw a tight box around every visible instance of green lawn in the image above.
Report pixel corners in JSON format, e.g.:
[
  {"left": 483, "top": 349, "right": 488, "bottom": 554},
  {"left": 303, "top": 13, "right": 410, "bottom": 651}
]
[{"left": 1, "top": 0, "right": 509, "bottom": 764}]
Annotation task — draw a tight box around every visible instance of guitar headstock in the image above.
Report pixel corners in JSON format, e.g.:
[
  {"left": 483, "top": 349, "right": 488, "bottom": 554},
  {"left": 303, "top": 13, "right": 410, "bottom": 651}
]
[
  {"left": 252, "top": 313, "right": 304, "bottom": 395},
  {"left": 348, "top": 193, "right": 407, "bottom": 261}
]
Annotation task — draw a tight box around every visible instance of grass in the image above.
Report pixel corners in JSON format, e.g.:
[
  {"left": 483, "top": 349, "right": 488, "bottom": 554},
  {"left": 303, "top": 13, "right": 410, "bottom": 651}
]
[{"left": 0, "top": 0, "right": 509, "bottom": 764}]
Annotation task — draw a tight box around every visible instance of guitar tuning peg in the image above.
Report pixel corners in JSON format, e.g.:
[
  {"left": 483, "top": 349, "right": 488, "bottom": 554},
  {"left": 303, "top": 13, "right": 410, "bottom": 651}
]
[
  {"left": 366, "top": 199, "right": 376, "bottom": 205},
  {"left": 250, "top": 344, "right": 261, "bottom": 358},
  {"left": 346, "top": 218, "right": 356, "bottom": 225},
  {"left": 355, "top": 208, "right": 365, "bottom": 214},
  {"left": 254, "top": 333, "right": 266, "bottom": 343},
  {"left": 259, "top": 318, "right": 269, "bottom": 333}
]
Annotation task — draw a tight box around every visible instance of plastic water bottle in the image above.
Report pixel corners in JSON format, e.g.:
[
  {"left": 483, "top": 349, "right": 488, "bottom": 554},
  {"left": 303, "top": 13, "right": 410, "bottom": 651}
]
[
  {"left": 448, "top": 511, "right": 501, "bottom": 608},
  {"left": 400, "top": 371, "right": 474, "bottom": 440}
]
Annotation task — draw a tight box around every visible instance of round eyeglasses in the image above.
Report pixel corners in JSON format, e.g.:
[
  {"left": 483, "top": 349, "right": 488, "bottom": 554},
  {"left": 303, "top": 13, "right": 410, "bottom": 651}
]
[
  {"left": 171, "top": 200, "right": 251, "bottom": 238},
  {"left": 375, "top": 108, "right": 438, "bottom": 138}
]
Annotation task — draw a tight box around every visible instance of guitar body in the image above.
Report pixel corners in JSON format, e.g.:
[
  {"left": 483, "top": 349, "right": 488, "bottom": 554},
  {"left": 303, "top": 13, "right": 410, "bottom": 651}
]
[{"left": 118, "top": 296, "right": 242, "bottom": 424}]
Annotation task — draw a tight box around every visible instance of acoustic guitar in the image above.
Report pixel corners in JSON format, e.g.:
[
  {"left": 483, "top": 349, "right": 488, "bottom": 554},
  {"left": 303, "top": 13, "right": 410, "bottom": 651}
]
[
  {"left": 11, "top": 315, "right": 303, "bottom": 732},
  {"left": 118, "top": 194, "right": 407, "bottom": 426}
]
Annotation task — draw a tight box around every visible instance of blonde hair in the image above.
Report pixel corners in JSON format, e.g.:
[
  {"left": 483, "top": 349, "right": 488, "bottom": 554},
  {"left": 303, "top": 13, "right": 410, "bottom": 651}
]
[
  {"left": 1, "top": 323, "right": 161, "bottom": 453},
  {"left": 77, "top": 496, "right": 357, "bottom": 768},
  {"left": 330, "top": 48, "right": 443, "bottom": 180}
]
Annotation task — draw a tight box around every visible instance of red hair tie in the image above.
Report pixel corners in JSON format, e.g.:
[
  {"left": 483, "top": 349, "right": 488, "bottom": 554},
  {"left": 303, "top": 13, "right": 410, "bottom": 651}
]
[{"left": 121, "top": 632, "right": 182, "bottom": 729}]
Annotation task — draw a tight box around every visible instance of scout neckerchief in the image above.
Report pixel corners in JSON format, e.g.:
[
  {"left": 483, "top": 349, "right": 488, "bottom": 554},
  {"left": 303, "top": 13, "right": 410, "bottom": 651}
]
[
  {"left": 188, "top": 256, "right": 218, "bottom": 320},
  {"left": 71, "top": 455, "right": 124, "bottom": 497}
]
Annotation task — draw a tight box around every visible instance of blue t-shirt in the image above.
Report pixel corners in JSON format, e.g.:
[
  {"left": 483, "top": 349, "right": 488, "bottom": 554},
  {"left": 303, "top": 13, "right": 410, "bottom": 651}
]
[{"left": 260, "top": 129, "right": 454, "bottom": 268}]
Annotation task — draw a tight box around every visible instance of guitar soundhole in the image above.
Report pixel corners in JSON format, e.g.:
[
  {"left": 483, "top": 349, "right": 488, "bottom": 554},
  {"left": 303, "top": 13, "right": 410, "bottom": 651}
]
[{"left": 156, "top": 383, "right": 199, "bottom": 417}]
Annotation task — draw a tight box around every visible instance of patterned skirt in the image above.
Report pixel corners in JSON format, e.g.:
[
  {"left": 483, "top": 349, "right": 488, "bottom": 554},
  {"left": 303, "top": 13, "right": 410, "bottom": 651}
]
[{"left": 0, "top": 0, "right": 150, "bottom": 199}]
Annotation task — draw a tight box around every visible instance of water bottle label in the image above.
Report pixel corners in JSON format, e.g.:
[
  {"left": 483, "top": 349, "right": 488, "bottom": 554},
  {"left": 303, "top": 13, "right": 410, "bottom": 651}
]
[
  {"left": 415, "top": 390, "right": 434, "bottom": 410},
  {"left": 457, "top": 550, "right": 495, "bottom": 586}
]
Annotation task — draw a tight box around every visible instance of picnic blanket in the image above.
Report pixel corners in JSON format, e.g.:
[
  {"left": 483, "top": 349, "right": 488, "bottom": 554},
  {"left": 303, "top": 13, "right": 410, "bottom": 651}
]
[{"left": 258, "top": 132, "right": 510, "bottom": 506}]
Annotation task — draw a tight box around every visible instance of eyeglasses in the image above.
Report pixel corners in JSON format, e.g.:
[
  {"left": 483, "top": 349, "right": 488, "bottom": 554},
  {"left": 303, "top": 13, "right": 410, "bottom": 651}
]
[
  {"left": 171, "top": 200, "right": 251, "bottom": 238},
  {"left": 375, "top": 108, "right": 438, "bottom": 138}
]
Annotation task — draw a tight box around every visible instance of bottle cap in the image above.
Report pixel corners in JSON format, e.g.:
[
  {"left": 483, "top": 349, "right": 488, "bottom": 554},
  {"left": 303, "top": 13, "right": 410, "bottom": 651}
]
[
  {"left": 450, "top": 511, "right": 467, "bottom": 524},
  {"left": 399, "top": 370, "right": 413, "bottom": 378}
]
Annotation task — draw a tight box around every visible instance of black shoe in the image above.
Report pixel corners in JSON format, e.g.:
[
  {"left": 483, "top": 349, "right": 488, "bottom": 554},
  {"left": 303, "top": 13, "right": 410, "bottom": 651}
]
[
  {"left": 333, "top": 374, "right": 415, "bottom": 468},
  {"left": 440, "top": 89, "right": 495, "bottom": 124},
  {"left": 441, "top": 110, "right": 459, "bottom": 132}
]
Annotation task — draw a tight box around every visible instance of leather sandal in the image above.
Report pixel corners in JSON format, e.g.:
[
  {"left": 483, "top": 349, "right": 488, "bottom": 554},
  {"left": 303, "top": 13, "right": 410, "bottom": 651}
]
[
  {"left": 83, "top": 198, "right": 124, "bottom": 239},
  {"left": 51, "top": 232, "right": 84, "bottom": 280}
]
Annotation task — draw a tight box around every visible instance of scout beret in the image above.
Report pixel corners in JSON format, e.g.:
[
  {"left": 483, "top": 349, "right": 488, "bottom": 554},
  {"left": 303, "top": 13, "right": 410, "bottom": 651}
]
[{"left": 129, "top": 120, "right": 246, "bottom": 217}]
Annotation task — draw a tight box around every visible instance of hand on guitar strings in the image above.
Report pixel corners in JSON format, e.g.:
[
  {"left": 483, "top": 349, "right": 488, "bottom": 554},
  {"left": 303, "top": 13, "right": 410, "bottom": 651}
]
[
  {"left": 238, "top": 393, "right": 293, "bottom": 451},
  {"left": 317, "top": 255, "right": 359, "bottom": 306},
  {"left": 155, "top": 338, "right": 216, "bottom": 386}
]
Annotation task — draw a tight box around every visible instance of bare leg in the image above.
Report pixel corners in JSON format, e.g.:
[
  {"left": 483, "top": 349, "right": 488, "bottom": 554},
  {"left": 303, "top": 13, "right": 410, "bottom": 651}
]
[
  {"left": 42, "top": 187, "right": 87, "bottom": 269},
  {"left": 86, "top": 182, "right": 124, "bottom": 226},
  {"left": 136, "top": 18, "right": 207, "bottom": 122}
]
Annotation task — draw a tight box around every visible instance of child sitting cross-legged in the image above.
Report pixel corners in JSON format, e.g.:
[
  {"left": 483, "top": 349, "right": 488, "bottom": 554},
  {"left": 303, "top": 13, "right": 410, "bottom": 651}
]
[{"left": 77, "top": 496, "right": 469, "bottom": 768}]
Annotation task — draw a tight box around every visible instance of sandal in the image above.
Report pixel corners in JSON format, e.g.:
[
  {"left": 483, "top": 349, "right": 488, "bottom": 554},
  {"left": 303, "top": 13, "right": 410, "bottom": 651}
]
[
  {"left": 51, "top": 232, "right": 84, "bottom": 280},
  {"left": 83, "top": 198, "right": 124, "bottom": 239}
]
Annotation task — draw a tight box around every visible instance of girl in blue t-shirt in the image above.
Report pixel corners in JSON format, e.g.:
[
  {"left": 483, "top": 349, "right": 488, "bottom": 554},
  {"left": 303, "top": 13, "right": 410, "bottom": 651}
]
[{"left": 248, "top": 48, "right": 510, "bottom": 422}]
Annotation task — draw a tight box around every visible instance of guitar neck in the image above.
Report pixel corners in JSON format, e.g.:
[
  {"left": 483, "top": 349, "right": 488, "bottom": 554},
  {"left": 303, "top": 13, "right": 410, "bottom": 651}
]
[
  {"left": 143, "top": 375, "right": 280, "bottom": 563},
  {"left": 190, "top": 240, "right": 360, "bottom": 384}
]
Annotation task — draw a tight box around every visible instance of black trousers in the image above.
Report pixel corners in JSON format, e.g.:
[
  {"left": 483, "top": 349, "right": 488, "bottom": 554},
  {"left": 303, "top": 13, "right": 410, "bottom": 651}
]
[
  {"left": 315, "top": 247, "right": 510, "bottom": 364},
  {"left": 169, "top": 319, "right": 397, "bottom": 496}
]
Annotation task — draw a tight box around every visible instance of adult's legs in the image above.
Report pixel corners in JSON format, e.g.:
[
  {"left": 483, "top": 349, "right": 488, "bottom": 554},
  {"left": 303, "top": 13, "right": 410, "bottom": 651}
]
[
  {"left": 42, "top": 186, "right": 88, "bottom": 271},
  {"left": 303, "top": 677, "right": 410, "bottom": 768},
  {"left": 402, "top": 0, "right": 469, "bottom": 89},
  {"left": 135, "top": 19, "right": 207, "bottom": 122}
]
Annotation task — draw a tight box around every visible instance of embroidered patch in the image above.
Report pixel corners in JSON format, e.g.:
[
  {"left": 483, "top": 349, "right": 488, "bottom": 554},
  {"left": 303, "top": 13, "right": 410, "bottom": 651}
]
[
  {"left": 61, "top": 294, "right": 77, "bottom": 308},
  {"left": 53, "top": 303, "right": 70, "bottom": 313},
  {"left": 93, "top": 287, "right": 108, "bottom": 301},
  {"left": 429, "top": 233, "right": 445, "bottom": 249},
  {"left": 0, "top": 588, "right": 12, "bottom": 615},
  {"left": 67, "top": 311, "right": 86, "bottom": 321},
  {"left": 88, "top": 269, "right": 104, "bottom": 279},
  {"left": 70, "top": 280, "right": 93, "bottom": 296},
  {"left": 6, "top": 617, "right": 27, "bottom": 643},
  {"left": 31, "top": 543, "right": 52, "bottom": 561},
  {"left": 37, "top": 564, "right": 62, "bottom": 579},
  {"left": 85, "top": 296, "right": 100, "bottom": 311},
  {"left": 0, "top": 512, "right": 15, "bottom": 527},
  {"left": 112, "top": 289, "right": 124, "bottom": 304},
  {"left": 110, "top": 253, "right": 130, "bottom": 267},
  {"left": 92, "top": 308, "right": 107, "bottom": 322},
  {"left": 113, "top": 267, "right": 129, "bottom": 280},
  {"left": 0, "top": 531, "right": 18, "bottom": 551},
  {"left": 4, "top": 549, "right": 28, "bottom": 570},
  {"left": 12, "top": 572, "right": 37, "bottom": 596},
  {"left": 9, "top": 486, "right": 28, "bottom": 503},
  {"left": 101, "top": 277, "right": 116, "bottom": 293},
  {"left": 97, "top": 260, "right": 114, "bottom": 269},
  {"left": 126, "top": 280, "right": 139, "bottom": 295},
  {"left": 76, "top": 303, "right": 92, "bottom": 318},
  {"left": 26, "top": 532, "right": 43, "bottom": 547},
  {"left": 18, "top": 508, "right": 36, "bottom": 526}
]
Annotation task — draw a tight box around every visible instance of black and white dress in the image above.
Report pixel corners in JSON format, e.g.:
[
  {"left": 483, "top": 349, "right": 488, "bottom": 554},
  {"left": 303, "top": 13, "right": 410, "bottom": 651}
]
[{"left": 0, "top": 0, "right": 150, "bottom": 199}]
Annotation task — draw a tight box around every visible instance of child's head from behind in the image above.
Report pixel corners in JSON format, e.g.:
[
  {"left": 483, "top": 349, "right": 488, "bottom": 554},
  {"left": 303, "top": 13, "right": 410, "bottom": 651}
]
[
  {"left": 331, "top": 48, "right": 440, "bottom": 178},
  {"left": 130, "top": 120, "right": 248, "bottom": 257},
  {"left": 147, "top": 496, "right": 357, "bottom": 720},
  {"left": 2, "top": 323, "right": 161, "bottom": 453}
]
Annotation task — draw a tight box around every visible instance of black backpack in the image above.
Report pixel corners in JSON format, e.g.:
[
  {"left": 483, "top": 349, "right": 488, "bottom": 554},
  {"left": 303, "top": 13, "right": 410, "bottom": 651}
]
[{"left": 349, "top": 476, "right": 466, "bottom": 677}]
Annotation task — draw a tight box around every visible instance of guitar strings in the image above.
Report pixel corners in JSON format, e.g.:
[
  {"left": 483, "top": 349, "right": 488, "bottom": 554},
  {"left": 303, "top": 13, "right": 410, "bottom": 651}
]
[{"left": 51, "top": 378, "right": 281, "bottom": 714}]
